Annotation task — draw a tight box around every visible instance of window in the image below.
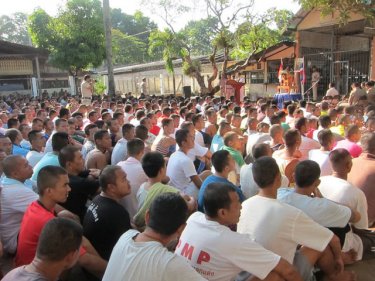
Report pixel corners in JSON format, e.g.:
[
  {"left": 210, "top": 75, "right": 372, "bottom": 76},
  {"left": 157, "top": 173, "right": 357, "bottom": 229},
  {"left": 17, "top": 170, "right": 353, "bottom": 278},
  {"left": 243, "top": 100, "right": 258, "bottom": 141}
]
[{"left": 247, "top": 72, "right": 264, "bottom": 84}]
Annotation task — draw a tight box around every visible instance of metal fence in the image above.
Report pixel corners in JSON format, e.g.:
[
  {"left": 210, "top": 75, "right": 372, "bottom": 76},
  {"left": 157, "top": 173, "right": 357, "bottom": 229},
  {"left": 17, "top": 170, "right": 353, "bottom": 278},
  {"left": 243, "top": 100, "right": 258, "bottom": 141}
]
[{"left": 302, "top": 48, "right": 370, "bottom": 98}]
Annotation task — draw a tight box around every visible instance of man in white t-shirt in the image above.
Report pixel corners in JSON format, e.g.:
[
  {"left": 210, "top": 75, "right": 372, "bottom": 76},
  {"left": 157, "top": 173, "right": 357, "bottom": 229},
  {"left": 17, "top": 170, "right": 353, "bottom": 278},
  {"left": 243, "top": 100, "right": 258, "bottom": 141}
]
[
  {"left": 326, "top": 82, "right": 340, "bottom": 97},
  {"left": 319, "top": 149, "right": 375, "bottom": 260},
  {"left": 111, "top": 124, "right": 135, "bottom": 165},
  {"left": 167, "top": 129, "right": 201, "bottom": 198},
  {"left": 25, "top": 130, "right": 45, "bottom": 168},
  {"left": 192, "top": 114, "right": 206, "bottom": 148},
  {"left": 240, "top": 143, "right": 289, "bottom": 198},
  {"left": 102, "top": 193, "right": 206, "bottom": 281},
  {"left": 0, "top": 155, "right": 37, "bottom": 254},
  {"left": 117, "top": 139, "right": 148, "bottom": 219},
  {"left": 308, "top": 129, "right": 334, "bottom": 176},
  {"left": 278, "top": 160, "right": 363, "bottom": 262},
  {"left": 238, "top": 157, "right": 351, "bottom": 281},
  {"left": 295, "top": 117, "right": 320, "bottom": 160},
  {"left": 176, "top": 182, "right": 302, "bottom": 281}
]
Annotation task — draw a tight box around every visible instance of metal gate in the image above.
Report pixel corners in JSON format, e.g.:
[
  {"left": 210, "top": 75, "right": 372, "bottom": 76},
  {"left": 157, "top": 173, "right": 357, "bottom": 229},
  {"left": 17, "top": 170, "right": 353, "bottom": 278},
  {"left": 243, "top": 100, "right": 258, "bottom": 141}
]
[
  {"left": 303, "top": 49, "right": 369, "bottom": 99},
  {"left": 332, "top": 61, "right": 349, "bottom": 96}
]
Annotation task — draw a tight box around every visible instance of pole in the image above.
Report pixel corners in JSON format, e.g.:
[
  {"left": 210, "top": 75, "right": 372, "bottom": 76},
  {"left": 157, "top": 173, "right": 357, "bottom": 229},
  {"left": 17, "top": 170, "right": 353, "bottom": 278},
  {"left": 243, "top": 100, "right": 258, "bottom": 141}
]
[{"left": 103, "top": 0, "right": 115, "bottom": 96}]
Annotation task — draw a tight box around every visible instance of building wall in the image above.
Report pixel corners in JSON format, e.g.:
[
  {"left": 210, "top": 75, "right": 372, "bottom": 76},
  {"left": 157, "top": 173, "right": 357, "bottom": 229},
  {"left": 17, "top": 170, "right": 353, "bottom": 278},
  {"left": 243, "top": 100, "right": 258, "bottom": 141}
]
[{"left": 297, "top": 10, "right": 365, "bottom": 31}]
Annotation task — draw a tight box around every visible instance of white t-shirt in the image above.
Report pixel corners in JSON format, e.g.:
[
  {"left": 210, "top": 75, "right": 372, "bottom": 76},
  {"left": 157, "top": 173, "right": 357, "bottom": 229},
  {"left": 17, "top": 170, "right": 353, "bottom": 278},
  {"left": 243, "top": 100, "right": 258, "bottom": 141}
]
[
  {"left": 326, "top": 87, "right": 339, "bottom": 97},
  {"left": 299, "top": 136, "right": 320, "bottom": 161},
  {"left": 166, "top": 151, "right": 198, "bottom": 197},
  {"left": 195, "top": 131, "right": 205, "bottom": 147},
  {"left": 308, "top": 149, "right": 333, "bottom": 176},
  {"left": 0, "top": 178, "right": 38, "bottom": 253},
  {"left": 111, "top": 138, "right": 128, "bottom": 165},
  {"left": 246, "top": 133, "right": 271, "bottom": 156},
  {"left": 117, "top": 157, "right": 148, "bottom": 219},
  {"left": 175, "top": 212, "right": 280, "bottom": 281},
  {"left": 25, "top": 150, "right": 44, "bottom": 168},
  {"left": 319, "top": 176, "right": 368, "bottom": 229},
  {"left": 277, "top": 188, "right": 351, "bottom": 228},
  {"left": 102, "top": 229, "right": 207, "bottom": 281},
  {"left": 240, "top": 164, "right": 289, "bottom": 199},
  {"left": 238, "top": 195, "right": 333, "bottom": 264}
]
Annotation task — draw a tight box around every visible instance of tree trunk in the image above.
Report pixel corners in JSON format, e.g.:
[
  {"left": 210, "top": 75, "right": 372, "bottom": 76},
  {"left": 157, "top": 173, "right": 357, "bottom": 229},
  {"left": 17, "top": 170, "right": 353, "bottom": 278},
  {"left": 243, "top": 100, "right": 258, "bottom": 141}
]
[{"left": 103, "top": 0, "right": 115, "bottom": 96}]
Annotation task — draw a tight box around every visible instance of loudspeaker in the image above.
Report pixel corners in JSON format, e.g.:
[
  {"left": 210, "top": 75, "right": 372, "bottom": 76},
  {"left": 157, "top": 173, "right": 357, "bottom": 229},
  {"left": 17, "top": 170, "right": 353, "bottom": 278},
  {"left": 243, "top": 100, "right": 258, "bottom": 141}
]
[{"left": 183, "top": 86, "right": 192, "bottom": 99}]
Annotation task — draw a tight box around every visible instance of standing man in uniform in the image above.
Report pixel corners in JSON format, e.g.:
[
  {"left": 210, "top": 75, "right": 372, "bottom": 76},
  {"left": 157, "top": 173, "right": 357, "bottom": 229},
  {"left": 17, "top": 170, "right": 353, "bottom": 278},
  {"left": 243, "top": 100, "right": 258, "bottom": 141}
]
[
  {"left": 311, "top": 66, "right": 320, "bottom": 101},
  {"left": 140, "top": 77, "right": 147, "bottom": 97},
  {"left": 81, "top": 75, "right": 94, "bottom": 106}
]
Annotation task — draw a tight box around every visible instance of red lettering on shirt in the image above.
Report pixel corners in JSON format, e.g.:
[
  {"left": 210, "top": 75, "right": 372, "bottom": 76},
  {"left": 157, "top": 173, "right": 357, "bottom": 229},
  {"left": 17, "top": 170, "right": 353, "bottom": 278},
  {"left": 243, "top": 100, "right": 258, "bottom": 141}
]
[
  {"left": 180, "top": 242, "right": 194, "bottom": 261},
  {"left": 197, "top": 250, "right": 210, "bottom": 264}
]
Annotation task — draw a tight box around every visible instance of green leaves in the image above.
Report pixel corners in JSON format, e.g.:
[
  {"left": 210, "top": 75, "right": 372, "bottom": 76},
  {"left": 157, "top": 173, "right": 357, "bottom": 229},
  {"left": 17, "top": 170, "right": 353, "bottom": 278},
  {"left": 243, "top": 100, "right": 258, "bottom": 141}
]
[
  {"left": 0, "top": 12, "right": 31, "bottom": 45},
  {"left": 28, "top": 0, "right": 105, "bottom": 75}
]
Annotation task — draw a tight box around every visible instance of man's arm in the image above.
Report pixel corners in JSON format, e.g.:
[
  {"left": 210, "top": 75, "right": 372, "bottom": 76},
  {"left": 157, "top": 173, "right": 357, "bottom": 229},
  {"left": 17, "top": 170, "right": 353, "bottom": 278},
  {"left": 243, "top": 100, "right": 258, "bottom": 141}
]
[
  {"left": 349, "top": 209, "right": 361, "bottom": 224},
  {"left": 329, "top": 235, "right": 344, "bottom": 275},
  {"left": 272, "top": 258, "right": 302, "bottom": 281},
  {"left": 190, "top": 175, "right": 202, "bottom": 189}
]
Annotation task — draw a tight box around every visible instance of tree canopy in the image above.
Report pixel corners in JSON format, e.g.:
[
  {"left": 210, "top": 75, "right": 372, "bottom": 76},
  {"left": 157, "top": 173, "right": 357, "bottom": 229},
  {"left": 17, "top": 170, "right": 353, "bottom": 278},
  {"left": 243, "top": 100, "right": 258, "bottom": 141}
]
[
  {"left": 28, "top": 0, "right": 106, "bottom": 75},
  {"left": 0, "top": 12, "right": 30, "bottom": 45}
]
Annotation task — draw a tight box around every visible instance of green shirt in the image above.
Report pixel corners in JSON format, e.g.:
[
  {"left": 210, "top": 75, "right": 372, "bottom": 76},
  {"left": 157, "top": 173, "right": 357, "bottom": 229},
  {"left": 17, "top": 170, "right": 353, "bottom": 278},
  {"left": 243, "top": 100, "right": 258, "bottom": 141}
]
[
  {"left": 134, "top": 182, "right": 179, "bottom": 230},
  {"left": 222, "top": 145, "right": 245, "bottom": 167}
]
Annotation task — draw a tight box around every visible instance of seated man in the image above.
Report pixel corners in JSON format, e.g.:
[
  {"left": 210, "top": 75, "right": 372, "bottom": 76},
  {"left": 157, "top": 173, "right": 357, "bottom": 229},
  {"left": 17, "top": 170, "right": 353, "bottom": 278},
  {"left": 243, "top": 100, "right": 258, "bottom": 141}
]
[
  {"left": 83, "top": 166, "right": 132, "bottom": 261},
  {"left": 294, "top": 117, "right": 320, "bottom": 161},
  {"left": 176, "top": 182, "right": 302, "bottom": 281},
  {"left": 222, "top": 132, "right": 245, "bottom": 183},
  {"left": 26, "top": 130, "right": 46, "bottom": 168},
  {"left": 240, "top": 143, "right": 289, "bottom": 199},
  {"left": 111, "top": 124, "right": 135, "bottom": 165},
  {"left": 320, "top": 149, "right": 368, "bottom": 230},
  {"left": 134, "top": 152, "right": 180, "bottom": 229},
  {"left": 277, "top": 160, "right": 362, "bottom": 262},
  {"left": 5, "top": 128, "right": 29, "bottom": 157},
  {"left": 102, "top": 193, "right": 206, "bottom": 281},
  {"left": 85, "top": 130, "right": 112, "bottom": 170},
  {"left": 117, "top": 138, "right": 148, "bottom": 219},
  {"left": 210, "top": 121, "right": 231, "bottom": 153},
  {"left": 198, "top": 150, "right": 245, "bottom": 212},
  {"left": 59, "top": 145, "right": 100, "bottom": 222},
  {"left": 238, "top": 157, "right": 352, "bottom": 281},
  {"left": 308, "top": 129, "right": 334, "bottom": 176},
  {"left": 348, "top": 133, "right": 375, "bottom": 226},
  {"left": 31, "top": 132, "right": 70, "bottom": 182},
  {"left": 334, "top": 125, "right": 362, "bottom": 158},
  {"left": 167, "top": 129, "right": 201, "bottom": 198},
  {"left": 81, "top": 123, "right": 98, "bottom": 160},
  {"left": 0, "top": 155, "right": 36, "bottom": 254},
  {"left": 15, "top": 166, "right": 107, "bottom": 279},
  {"left": 3, "top": 218, "right": 82, "bottom": 281}
]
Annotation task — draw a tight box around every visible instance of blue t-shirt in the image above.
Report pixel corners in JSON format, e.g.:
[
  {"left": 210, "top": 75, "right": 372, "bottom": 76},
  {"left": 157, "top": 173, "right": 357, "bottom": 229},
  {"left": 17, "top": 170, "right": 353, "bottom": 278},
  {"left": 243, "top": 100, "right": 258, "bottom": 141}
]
[
  {"left": 210, "top": 134, "right": 224, "bottom": 153},
  {"left": 198, "top": 175, "right": 245, "bottom": 212},
  {"left": 12, "top": 144, "right": 29, "bottom": 157},
  {"left": 31, "top": 152, "right": 60, "bottom": 181}
]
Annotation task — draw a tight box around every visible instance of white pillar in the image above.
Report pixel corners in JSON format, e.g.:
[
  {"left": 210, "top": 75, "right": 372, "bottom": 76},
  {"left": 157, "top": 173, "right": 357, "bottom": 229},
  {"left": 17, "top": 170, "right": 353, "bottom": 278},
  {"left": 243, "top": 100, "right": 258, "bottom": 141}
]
[
  {"left": 68, "top": 76, "right": 76, "bottom": 96},
  {"left": 160, "top": 74, "right": 164, "bottom": 96},
  {"left": 31, "top": 77, "right": 38, "bottom": 98}
]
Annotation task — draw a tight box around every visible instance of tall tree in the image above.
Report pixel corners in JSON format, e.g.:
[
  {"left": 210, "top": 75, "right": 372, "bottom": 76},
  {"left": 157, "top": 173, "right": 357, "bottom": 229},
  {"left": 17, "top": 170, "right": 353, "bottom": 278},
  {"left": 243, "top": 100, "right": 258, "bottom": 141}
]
[
  {"left": 112, "top": 29, "right": 147, "bottom": 65},
  {"left": 110, "top": 9, "right": 159, "bottom": 63},
  {"left": 0, "top": 12, "right": 31, "bottom": 45},
  {"left": 103, "top": 0, "right": 115, "bottom": 96},
  {"left": 28, "top": 0, "right": 106, "bottom": 76},
  {"left": 180, "top": 17, "right": 219, "bottom": 56},
  {"left": 298, "top": 0, "right": 374, "bottom": 25}
]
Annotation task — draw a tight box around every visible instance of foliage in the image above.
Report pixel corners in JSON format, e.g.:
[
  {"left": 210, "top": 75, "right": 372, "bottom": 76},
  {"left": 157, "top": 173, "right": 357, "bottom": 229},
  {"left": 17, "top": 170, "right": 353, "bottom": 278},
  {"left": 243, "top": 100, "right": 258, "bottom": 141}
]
[
  {"left": 94, "top": 78, "right": 107, "bottom": 95},
  {"left": 180, "top": 17, "right": 219, "bottom": 56},
  {"left": 111, "top": 9, "right": 160, "bottom": 63},
  {"left": 231, "top": 9, "right": 294, "bottom": 60},
  {"left": 112, "top": 29, "right": 147, "bottom": 65},
  {"left": 148, "top": 29, "right": 189, "bottom": 73},
  {"left": 0, "top": 12, "right": 31, "bottom": 45},
  {"left": 298, "top": 0, "right": 374, "bottom": 25},
  {"left": 28, "top": 0, "right": 106, "bottom": 75}
]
